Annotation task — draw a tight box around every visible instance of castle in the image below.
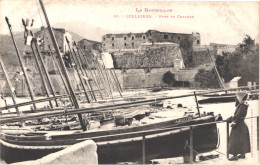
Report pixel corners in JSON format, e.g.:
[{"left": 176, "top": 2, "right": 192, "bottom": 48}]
[{"left": 101, "top": 30, "right": 201, "bottom": 53}]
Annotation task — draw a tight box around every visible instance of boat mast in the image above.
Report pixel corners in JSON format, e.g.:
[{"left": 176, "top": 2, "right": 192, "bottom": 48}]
[
  {"left": 30, "top": 39, "right": 54, "bottom": 108},
  {"left": 34, "top": 41, "right": 59, "bottom": 107},
  {"left": 76, "top": 45, "right": 110, "bottom": 97},
  {"left": 48, "top": 45, "right": 72, "bottom": 102},
  {"left": 38, "top": 0, "right": 86, "bottom": 131},
  {"left": 0, "top": 57, "right": 20, "bottom": 114},
  {"left": 65, "top": 37, "right": 92, "bottom": 102},
  {"left": 5, "top": 17, "right": 37, "bottom": 110},
  {"left": 205, "top": 45, "right": 225, "bottom": 88}
]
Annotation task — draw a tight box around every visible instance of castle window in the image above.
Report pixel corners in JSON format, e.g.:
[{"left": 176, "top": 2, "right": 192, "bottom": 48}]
[
  {"left": 103, "top": 44, "right": 105, "bottom": 46},
  {"left": 132, "top": 36, "right": 134, "bottom": 40},
  {"left": 124, "top": 37, "right": 126, "bottom": 40},
  {"left": 124, "top": 43, "right": 126, "bottom": 47},
  {"left": 84, "top": 46, "right": 86, "bottom": 49},
  {"left": 112, "top": 43, "right": 114, "bottom": 47},
  {"left": 171, "top": 36, "right": 174, "bottom": 39},
  {"left": 178, "top": 36, "right": 181, "bottom": 40},
  {"left": 143, "top": 36, "right": 146, "bottom": 40},
  {"left": 112, "top": 37, "right": 114, "bottom": 41},
  {"left": 103, "top": 37, "right": 105, "bottom": 41},
  {"left": 132, "top": 43, "right": 134, "bottom": 47},
  {"left": 164, "top": 34, "right": 168, "bottom": 39},
  {"left": 197, "top": 40, "right": 200, "bottom": 44}
]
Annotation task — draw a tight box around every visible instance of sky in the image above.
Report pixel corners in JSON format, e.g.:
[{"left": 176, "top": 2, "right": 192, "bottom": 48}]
[{"left": 0, "top": 0, "right": 259, "bottom": 45}]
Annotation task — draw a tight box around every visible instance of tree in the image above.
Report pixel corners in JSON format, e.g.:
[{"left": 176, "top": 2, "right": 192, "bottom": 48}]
[
  {"left": 237, "top": 35, "right": 256, "bottom": 55},
  {"left": 194, "top": 69, "right": 220, "bottom": 88},
  {"left": 162, "top": 71, "right": 176, "bottom": 86},
  {"left": 215, "top": 35, "right": 259, "bottom": 85}
]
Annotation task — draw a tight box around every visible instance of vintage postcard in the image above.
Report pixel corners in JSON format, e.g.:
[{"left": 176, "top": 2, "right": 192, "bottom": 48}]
[{"left": 0, "top": 0, "right": 259, "bottom": 164}]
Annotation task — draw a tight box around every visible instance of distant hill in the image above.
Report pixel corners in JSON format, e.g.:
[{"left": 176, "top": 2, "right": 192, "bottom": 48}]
[
  {"left": 69, "top": 31, "right": 85, "bottom": 42},
  {"left": 0, "top": 29, "right": 88, "bottom": 69}
]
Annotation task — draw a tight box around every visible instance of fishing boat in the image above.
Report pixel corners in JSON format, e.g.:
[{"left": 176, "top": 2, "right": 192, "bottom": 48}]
[
  {"left": 0, "top": 110, "right": 218, "bottom": 164},
  {"left": 198, "top": 91, "right": 258, "bottom": 104},
  {"left": 198, "top": 93, "right": 236, "bottom": 104}
]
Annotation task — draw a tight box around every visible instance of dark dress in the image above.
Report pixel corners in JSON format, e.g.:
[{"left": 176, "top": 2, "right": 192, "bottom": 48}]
[{"left": 227, "top": 103, "right": 251, "bottom": 155}]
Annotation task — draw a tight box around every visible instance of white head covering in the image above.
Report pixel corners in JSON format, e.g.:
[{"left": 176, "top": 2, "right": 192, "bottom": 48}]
[{"left": 236, "top": 92, "right": 248, "bottom": 104}]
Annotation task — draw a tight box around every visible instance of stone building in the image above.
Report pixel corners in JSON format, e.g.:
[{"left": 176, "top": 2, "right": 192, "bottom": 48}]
[
  {"left": 28, "top": 27, "right": 75, "bottom": 71},
  {"left": 145, "top": 30, "right": 200, "bottom": 48},
  {"left": 34, "top": 27, "right": 72, "bottom": 53},
  {"left": 102, "top": 33, "right": 147, "bottom": 52},
  {"left": 101, "top": 30, "right": 201, "bottom": 53},
  {"left": 210, "top": 43, "right": 237, "bottom": 55},
  {"left": 78, "top": 39, "right": 102, "bottom": 52},
  {"left": 0, "top": 27, "right": 79, "bottom": 96}
]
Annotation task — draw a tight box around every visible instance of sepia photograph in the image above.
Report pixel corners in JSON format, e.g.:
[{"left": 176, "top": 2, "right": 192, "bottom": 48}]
[{"left": 0, "top": 0, "right": 259, "bottom": 164}]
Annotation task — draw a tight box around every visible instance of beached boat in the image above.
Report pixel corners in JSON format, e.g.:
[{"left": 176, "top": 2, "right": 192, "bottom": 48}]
[
  {"left": 0, "top": 112, "right": 218, "bottom": 164},
  {"left": 198, "top": 92, "right": 258, "bottom": 104},
  {"left": 198, "top": 94, "right": 236, "bottom": 104}
]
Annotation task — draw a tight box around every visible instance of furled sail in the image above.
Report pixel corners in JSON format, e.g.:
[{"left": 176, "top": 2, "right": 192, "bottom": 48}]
[{"left": 101, "top": 52, "right": 114, "bottom": 69}]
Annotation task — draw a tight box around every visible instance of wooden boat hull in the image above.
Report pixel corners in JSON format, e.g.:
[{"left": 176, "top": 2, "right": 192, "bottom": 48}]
[
  {"left": 97, "top": 123, "right": 218, "bottom": 163},
  {"left": 199, "top": 92, "right": 259, "bottom": 104},
  {"left": 198, "top": 96, "right": 235, "bottom": 104},
  {"left": 0, "top": 116, "right": 218, "bottom": 164}
]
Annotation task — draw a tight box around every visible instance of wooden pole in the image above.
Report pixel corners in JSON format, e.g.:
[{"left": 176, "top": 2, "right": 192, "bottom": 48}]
[
  {"left": 206, "top": 46, "right": 225, "bottom": 88},
  {"left": 30, "top": 40, "right": 53, "bottom": 108},
  {"left": 76, "top": 45, "right": 109, "bottom": 97},
  {"left": 109, "top": 69, "right": 122, "bottom": 97},
  {"left": 97, "top": 57, "right": 115, "bottom": 98},
  {"left": 34, "top": 40, "right": 59, "bottom": 107},
  {"left": 142, "top": 134, "right": 146, "bottom": 164},
  {"left": 93, "top": 57, "right": 111, "bottom": 97},
  {"left": 65, "top": 38, "right": 91, "bottom": 102},
  {"left": 112, "top": 69, "right": 123, "bottom": 92},
  {"left": 72, "top": 47, "right": 97, "bottom": 100},
  {"left": 74, "top": 46, "right": 103, "bottom": 100},
  {"left": 89, "top": 54, "right": 112, "bottom": 97},
  {"left": 48, "top": 45, "right": 71, "bottom": 99},
  {"left": 227, "top": 121, "right": 229, "bottom": 158},
  {"left": 194, "top": 91, "right": 201, "bottom": 117},
  {"left": 70, "top": 50, "right": 91, "bottom": 103},
  {"left": 0, "top": 94, "right": 71, "bottom": 110},
  {"left": 67, "top": 42, "right": 96, "bottom": 101},
  {"left": 5, "top": 17, "right": 36, "bottom": 110},
  {"left": 38, "top": 0, "right": 86, "bottom": 131},
  {"left": 0, "top": 57, "right": 19, "bottom": 114},
  {"left": 103, "top": 67, "right": 114, "bottom": 101},
  {"left": 190, "top": 126, "right": 194, "bottom": 164},
  {"left": 88, "top": 50, "right": 113, "bottom": 96},
  {"left": 21, "top": 19, "right": 55, "bottom": 108}
]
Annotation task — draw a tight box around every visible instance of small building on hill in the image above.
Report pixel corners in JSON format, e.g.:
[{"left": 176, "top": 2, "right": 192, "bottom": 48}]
[
  {"left": 210, "top": 43, "right": 237, "bottom": 55},
  {"left": 78, "top": 39, "right": 101, "bottom": 52}
]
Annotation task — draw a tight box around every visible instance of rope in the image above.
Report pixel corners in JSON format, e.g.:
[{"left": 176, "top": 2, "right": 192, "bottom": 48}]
[
  {"left": 186, "top": 143, "right": 227, "bottom": 162},
  {"left": 36, "top": 0, "right": 44, "bottom": 27},
  {"left": 185, "top": 143, "right": 215, "bottom": 162},
  {"left": 214, "top": 149, "right": 227, "bottom": 156}
]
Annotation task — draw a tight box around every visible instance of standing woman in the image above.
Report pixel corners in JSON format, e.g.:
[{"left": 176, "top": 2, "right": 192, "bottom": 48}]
[{"left": 227, "top": 92, "right": 251, "bottom": 161}]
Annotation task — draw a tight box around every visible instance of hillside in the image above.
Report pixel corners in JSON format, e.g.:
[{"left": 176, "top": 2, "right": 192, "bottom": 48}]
[{"left": 0, "top": 29, "right": 87, "bottom": 69}]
